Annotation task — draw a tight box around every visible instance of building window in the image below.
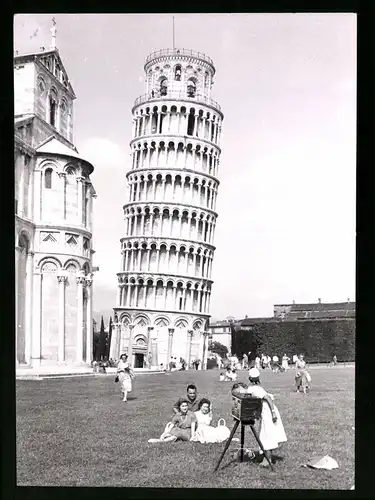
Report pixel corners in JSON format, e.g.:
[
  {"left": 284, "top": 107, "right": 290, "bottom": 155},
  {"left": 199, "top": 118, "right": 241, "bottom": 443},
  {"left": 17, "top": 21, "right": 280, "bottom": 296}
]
[
  {"left": 38, "top": 78, "right": 46, "bottom": 93},
  {"left": 45, "top": 168, "right": 52, "bottom": 189},
  {"left": 187, "top": 79, "right": 196, "bottom": 98},
  {"left": 175, "top": 65, "right": 182, "bottom": 81},
  {"left": 160, "top": 78, "right": 168, "bottom": 96},
  {"left": 49, "top": 95, "right": 57, "bottom": 127}
]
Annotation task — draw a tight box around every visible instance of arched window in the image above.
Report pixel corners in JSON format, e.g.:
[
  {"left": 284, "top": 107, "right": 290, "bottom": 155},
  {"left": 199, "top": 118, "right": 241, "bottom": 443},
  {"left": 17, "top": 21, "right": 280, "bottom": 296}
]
[
  {"left": 45, "top": 168, "right": 52, "bottom": 189},
  {"left": 187, "top": 79, "right": 196, "bottom": 98},
  {"left": 174, "top": 65, "right": 182, "bottom": 81},
  {"left": 49, "top": 93, "right": 57, "bottom": 127},
  {"left": 160, "top": 78, "right": 168, "bottom": 96}
]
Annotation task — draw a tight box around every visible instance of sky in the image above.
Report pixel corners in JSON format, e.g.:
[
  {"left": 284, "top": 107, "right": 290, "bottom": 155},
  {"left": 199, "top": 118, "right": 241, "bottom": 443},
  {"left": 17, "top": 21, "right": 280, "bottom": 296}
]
[{"left": 14, "top": 13, "right": 357, "bottom": 322}]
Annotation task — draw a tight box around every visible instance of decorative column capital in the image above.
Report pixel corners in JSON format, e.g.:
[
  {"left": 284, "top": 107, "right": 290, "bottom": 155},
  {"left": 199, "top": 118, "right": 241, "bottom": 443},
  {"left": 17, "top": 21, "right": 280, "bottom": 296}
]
[
  {"left": 188, "top": 329, "right": 194, "bottom": 337},
  {"left": 147, "top": 326, "right": 154, "bottom": 332},
  {"left": 76, "top": 176, "right": 85, "bottom": 183},
  {"left": 76, "top": 276, "right": 86, "bottom": 285},
  {"left": 58, "top": 172, "right": 67, "bottom": 178},
  {"left": 85, "top": 278, "right": 93, "bottom": 287},
  {"left": 57, "top": 275, "right": 68, "bottom": 283},
  {"left": 168, "top": 328, "right": 174, "bottom": 336}
]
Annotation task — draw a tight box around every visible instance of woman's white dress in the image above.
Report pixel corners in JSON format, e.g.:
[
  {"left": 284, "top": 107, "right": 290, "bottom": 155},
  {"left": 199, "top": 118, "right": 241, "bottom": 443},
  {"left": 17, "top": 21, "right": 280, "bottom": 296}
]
[
  {"left": 117, "top": 360, "right": 132, "bottom": 392},
  {"left": 281, "top": 357, "right": 289, "bottom": 370},
  {"left": 247, "top": 385, "right": 287, "bottom": 451},
  {"left": 192, "top": 411, "right": 230, "bottom": 443}
]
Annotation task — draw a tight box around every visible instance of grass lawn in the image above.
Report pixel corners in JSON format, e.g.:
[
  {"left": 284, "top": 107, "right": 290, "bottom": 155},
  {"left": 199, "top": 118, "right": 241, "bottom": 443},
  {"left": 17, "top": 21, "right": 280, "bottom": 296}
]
[{"left": 16, "top": 366, "right": 354, "bottom": 489}]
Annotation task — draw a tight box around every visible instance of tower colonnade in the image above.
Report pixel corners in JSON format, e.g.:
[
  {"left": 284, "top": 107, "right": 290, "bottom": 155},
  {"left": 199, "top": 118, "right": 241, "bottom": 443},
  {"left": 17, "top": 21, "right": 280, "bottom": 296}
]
[
  {"left": 113, "top": 48, "right": 223, "bottom": 370},
  {"left": 127, "top": 171, "right": 219, "bottom": 210}
]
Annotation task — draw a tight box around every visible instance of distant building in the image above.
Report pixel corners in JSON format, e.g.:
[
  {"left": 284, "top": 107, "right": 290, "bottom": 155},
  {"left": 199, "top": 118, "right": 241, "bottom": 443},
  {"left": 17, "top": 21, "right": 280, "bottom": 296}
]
[
  {"left": 208, "top": 319, "right": 232, "bottom": 352},
  {"left": 273, "top": 299, "right": 355, "bottom": 320}
]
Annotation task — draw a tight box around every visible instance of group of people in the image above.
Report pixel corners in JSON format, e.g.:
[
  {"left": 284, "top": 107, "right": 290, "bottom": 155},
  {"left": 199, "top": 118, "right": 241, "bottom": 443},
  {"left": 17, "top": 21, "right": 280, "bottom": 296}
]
[
  {"left": 148, "top": 371, "right": 288, "bottom": 468},
  {"left": 148, "top": 384, "right": 230, "bottom": 444}
]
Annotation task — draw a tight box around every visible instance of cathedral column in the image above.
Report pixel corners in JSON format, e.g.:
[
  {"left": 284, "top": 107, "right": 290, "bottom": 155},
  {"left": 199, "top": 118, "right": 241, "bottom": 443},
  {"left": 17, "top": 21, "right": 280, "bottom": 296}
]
[
  {"left": 85, "top": 278, "right": 93, "bottom": 363},
  {"left": 76, "top": 276, "right": 85, "bottom": 363},
  {"left": 31, "top": 270, "right": 42, "bottom": 368},
  {"left": 187, "top": 330, "right": 194, "bottom": 368},
  {"left": 77, "top": 176, "right": 84, "bottom": 226},
  {"left": 18, "top": 156, "right": 25, "bottom": 216},
  {"left": 167, "top": 328, "right": 174, "bottom": 370},
  {"left": 33, "top": 170, "right": 42, "bottom": 223},
  {"left": 59, "top": 172, "right": 66, "bottom": 220},
  {"left": 57, "top": 273, "right": 67, "bottom": 363},
  {"left": 128, "top": 324, "right": 135, "bottom": 366},
  {"left": 24, "top": 251, "right": 34, "bottom": 365}
]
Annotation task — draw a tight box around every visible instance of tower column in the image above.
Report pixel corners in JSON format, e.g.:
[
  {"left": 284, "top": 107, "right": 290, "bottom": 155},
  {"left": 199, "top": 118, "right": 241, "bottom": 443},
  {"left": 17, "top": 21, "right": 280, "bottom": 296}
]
[
  {"left": 77, "top": 176, "right": 84, "bottom": 226},
  {"left": 128, "top": 324, "right": 135, "bottom": 366},
  {"left": 126, "top": 283, "right": 131, "bottom": 307},
  {"left": 167, "top": 328, "right": 174, "bottom": 369},
  {"left": 59, "top": 172, "right": 66, "bottom": 220},
  {"left": 85, "top": 278, "right": 93, "bottom": 363},
  {"left": 76, "top": 276, "right": 85, "bottom": 363},
  {"left": 187, "top": 330, "right": 194, "bottom": 368}
]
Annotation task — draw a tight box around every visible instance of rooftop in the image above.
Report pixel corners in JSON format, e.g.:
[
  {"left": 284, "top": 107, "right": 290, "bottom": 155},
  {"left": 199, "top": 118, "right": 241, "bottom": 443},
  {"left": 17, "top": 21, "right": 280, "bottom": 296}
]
[{"left": 145, "top": 48, "right": 215, "bottom": 70}]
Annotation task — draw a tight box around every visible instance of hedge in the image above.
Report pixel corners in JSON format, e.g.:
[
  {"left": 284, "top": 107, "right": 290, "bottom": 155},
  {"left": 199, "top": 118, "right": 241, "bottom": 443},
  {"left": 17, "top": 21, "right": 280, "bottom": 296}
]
[{"left": 232, "top": 319, "right": 355, "bottom": 363}]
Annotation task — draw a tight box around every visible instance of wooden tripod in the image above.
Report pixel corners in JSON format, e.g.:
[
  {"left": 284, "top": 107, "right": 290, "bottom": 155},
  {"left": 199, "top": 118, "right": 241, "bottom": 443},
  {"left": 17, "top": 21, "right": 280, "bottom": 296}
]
[{"left": 214, "top": 419, "right": 274, "bottom": 472}]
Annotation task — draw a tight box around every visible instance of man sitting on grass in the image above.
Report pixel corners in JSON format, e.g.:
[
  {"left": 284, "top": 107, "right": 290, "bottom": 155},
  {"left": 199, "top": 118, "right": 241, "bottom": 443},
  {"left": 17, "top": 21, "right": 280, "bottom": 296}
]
[{"left": 173, "top": 384, "right": 200, "bottom": 414}]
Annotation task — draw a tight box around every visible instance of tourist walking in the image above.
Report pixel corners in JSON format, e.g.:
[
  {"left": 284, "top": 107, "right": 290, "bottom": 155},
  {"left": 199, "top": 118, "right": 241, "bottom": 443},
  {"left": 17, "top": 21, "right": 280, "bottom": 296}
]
[
  {"left": 117, "top": 353, "right": 134, "bottom": 402},
  {"left": 295, "top": 354, "right": 311, "bottom": 394},
  {"left": 246, "top": 368, "right": 287, "bottom": 466},
  {"left": 281, "top": 354, "right": 290, "bottom": 371},
  {"left": 242, "top": 353, "right": 248, "bottom": 370},
  {"left": 255, "top": 356, "right": 261, "bottom": 370}
]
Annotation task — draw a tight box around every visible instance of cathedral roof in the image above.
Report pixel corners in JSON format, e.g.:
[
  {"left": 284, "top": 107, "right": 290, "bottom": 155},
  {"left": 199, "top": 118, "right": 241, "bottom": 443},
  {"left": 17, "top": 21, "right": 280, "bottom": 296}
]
[
  {"left": 14, "top": 48, "right": 76, "bottom": 99},
  {"left": 36, "top": 136, "right": 94, "bottom": 174}
]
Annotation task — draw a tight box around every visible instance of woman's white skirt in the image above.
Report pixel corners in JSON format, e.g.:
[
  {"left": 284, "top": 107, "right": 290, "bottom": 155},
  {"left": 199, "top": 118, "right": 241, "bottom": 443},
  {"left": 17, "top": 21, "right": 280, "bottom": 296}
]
[
  {"left": 119, "top": 372, "right": 132, "bottom": 392},
  {"left": 257, "top": 402, "right": 287, "bottom": 451}
]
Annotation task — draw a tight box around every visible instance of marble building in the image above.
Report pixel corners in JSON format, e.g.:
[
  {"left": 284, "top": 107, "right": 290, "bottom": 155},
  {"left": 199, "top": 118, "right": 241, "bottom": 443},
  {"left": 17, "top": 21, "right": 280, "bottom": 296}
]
[
  {"left": 111, "top": 48, "right": 224, "bottom": 369},
  {"left": 15, "top": 24, "right": 97, "bottom": 370}
]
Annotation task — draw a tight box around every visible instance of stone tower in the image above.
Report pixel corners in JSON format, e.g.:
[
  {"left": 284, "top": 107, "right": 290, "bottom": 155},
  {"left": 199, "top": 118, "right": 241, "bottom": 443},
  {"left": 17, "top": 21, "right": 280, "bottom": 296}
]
[
  {"left": 111, "top": 48, "right": 223, "bottom": 370},
  {"left": 15, "top": 21, "right": 96, "bottom": 371}
]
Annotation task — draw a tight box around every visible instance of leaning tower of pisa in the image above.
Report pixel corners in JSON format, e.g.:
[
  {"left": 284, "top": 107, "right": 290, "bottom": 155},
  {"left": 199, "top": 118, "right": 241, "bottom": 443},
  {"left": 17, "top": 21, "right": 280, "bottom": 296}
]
[{"left": 111, "top": 48, "right": 223, "bottom": 370}]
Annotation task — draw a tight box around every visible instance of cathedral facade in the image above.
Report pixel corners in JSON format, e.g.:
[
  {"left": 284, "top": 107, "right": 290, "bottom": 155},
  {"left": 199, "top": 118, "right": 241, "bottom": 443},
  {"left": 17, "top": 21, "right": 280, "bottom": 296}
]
[
  {"left": 15, "top": 29, "right": 96, "bottom": 370},
  {"left": 111, "top": 48, "right": 224, "bottom": 369}
]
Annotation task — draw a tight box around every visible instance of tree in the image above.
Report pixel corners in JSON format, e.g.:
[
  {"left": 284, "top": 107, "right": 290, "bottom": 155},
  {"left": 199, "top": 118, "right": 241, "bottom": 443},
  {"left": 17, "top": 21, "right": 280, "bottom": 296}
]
[
  {"left": 107, "top": 317, "right": 113, "bottom": 359},
  {"left": 98, "top": 316, "right": 106, "bottom": 361},
  {"left": 209, "top": 341, "right": 228, "bottom": 358}
]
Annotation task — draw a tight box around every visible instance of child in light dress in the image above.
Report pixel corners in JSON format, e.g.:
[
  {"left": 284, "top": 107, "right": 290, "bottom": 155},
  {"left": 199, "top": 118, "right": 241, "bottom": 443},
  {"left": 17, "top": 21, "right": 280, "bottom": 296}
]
[{"left": 246, "top": 367, "right": 287, "bottom": 466}]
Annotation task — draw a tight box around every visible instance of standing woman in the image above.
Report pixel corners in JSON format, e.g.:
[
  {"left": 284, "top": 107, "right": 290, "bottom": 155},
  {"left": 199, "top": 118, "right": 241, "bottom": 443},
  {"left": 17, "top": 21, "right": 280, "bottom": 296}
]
[
  {"left": 281, "top": 354, "right": 290, "bottom": 371},
  {"left": 117, "top": 353, "right": 134, "bottom": 402},
  {"left": 295, "top": 354, "right": 311, "bottom": 394},
  {"left": 247, "top": 368, "right": 287, "bottom": 466}
]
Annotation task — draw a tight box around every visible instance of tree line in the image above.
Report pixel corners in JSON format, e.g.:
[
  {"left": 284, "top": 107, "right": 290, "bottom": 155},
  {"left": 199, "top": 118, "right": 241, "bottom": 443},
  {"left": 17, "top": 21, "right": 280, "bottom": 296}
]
[{"left": 231, "top": 319, "right": 355, "bottom": 363}]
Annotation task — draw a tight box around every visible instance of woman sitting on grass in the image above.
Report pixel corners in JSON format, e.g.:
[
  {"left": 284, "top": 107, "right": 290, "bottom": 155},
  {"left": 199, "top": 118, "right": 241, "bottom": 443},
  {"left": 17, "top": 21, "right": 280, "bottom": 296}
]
[
  {"left": 246, "top": 368, "right": 287, "bottom": 467},
  {"left": 149, "top": 399, "right": 197, "bottom": 443}
]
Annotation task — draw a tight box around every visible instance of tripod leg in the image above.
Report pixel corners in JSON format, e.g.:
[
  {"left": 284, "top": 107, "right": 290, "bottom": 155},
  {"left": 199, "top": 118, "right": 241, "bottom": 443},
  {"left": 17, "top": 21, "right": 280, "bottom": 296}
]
[
  {"left": 214, "top": 420, "right": 239, "bottom": 472},
  {"left": 240, "top": 424, "right": 245, "bottom": 462},
  {"left": 249, "top": 425, "right": 274, "bottom": 471}
]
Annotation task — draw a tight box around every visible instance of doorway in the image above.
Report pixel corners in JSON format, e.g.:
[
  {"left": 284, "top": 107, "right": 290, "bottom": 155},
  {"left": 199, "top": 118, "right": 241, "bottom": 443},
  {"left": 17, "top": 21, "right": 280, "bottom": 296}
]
[{"left": 134, "top": 353, "right": 144, "bottom": 368}]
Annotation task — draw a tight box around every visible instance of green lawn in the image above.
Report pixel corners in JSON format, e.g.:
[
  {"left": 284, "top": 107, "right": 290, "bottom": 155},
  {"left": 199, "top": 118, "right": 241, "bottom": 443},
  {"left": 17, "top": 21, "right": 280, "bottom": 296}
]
[{"left": 16, "top": 366, "right": 354, "bottom": 489}]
